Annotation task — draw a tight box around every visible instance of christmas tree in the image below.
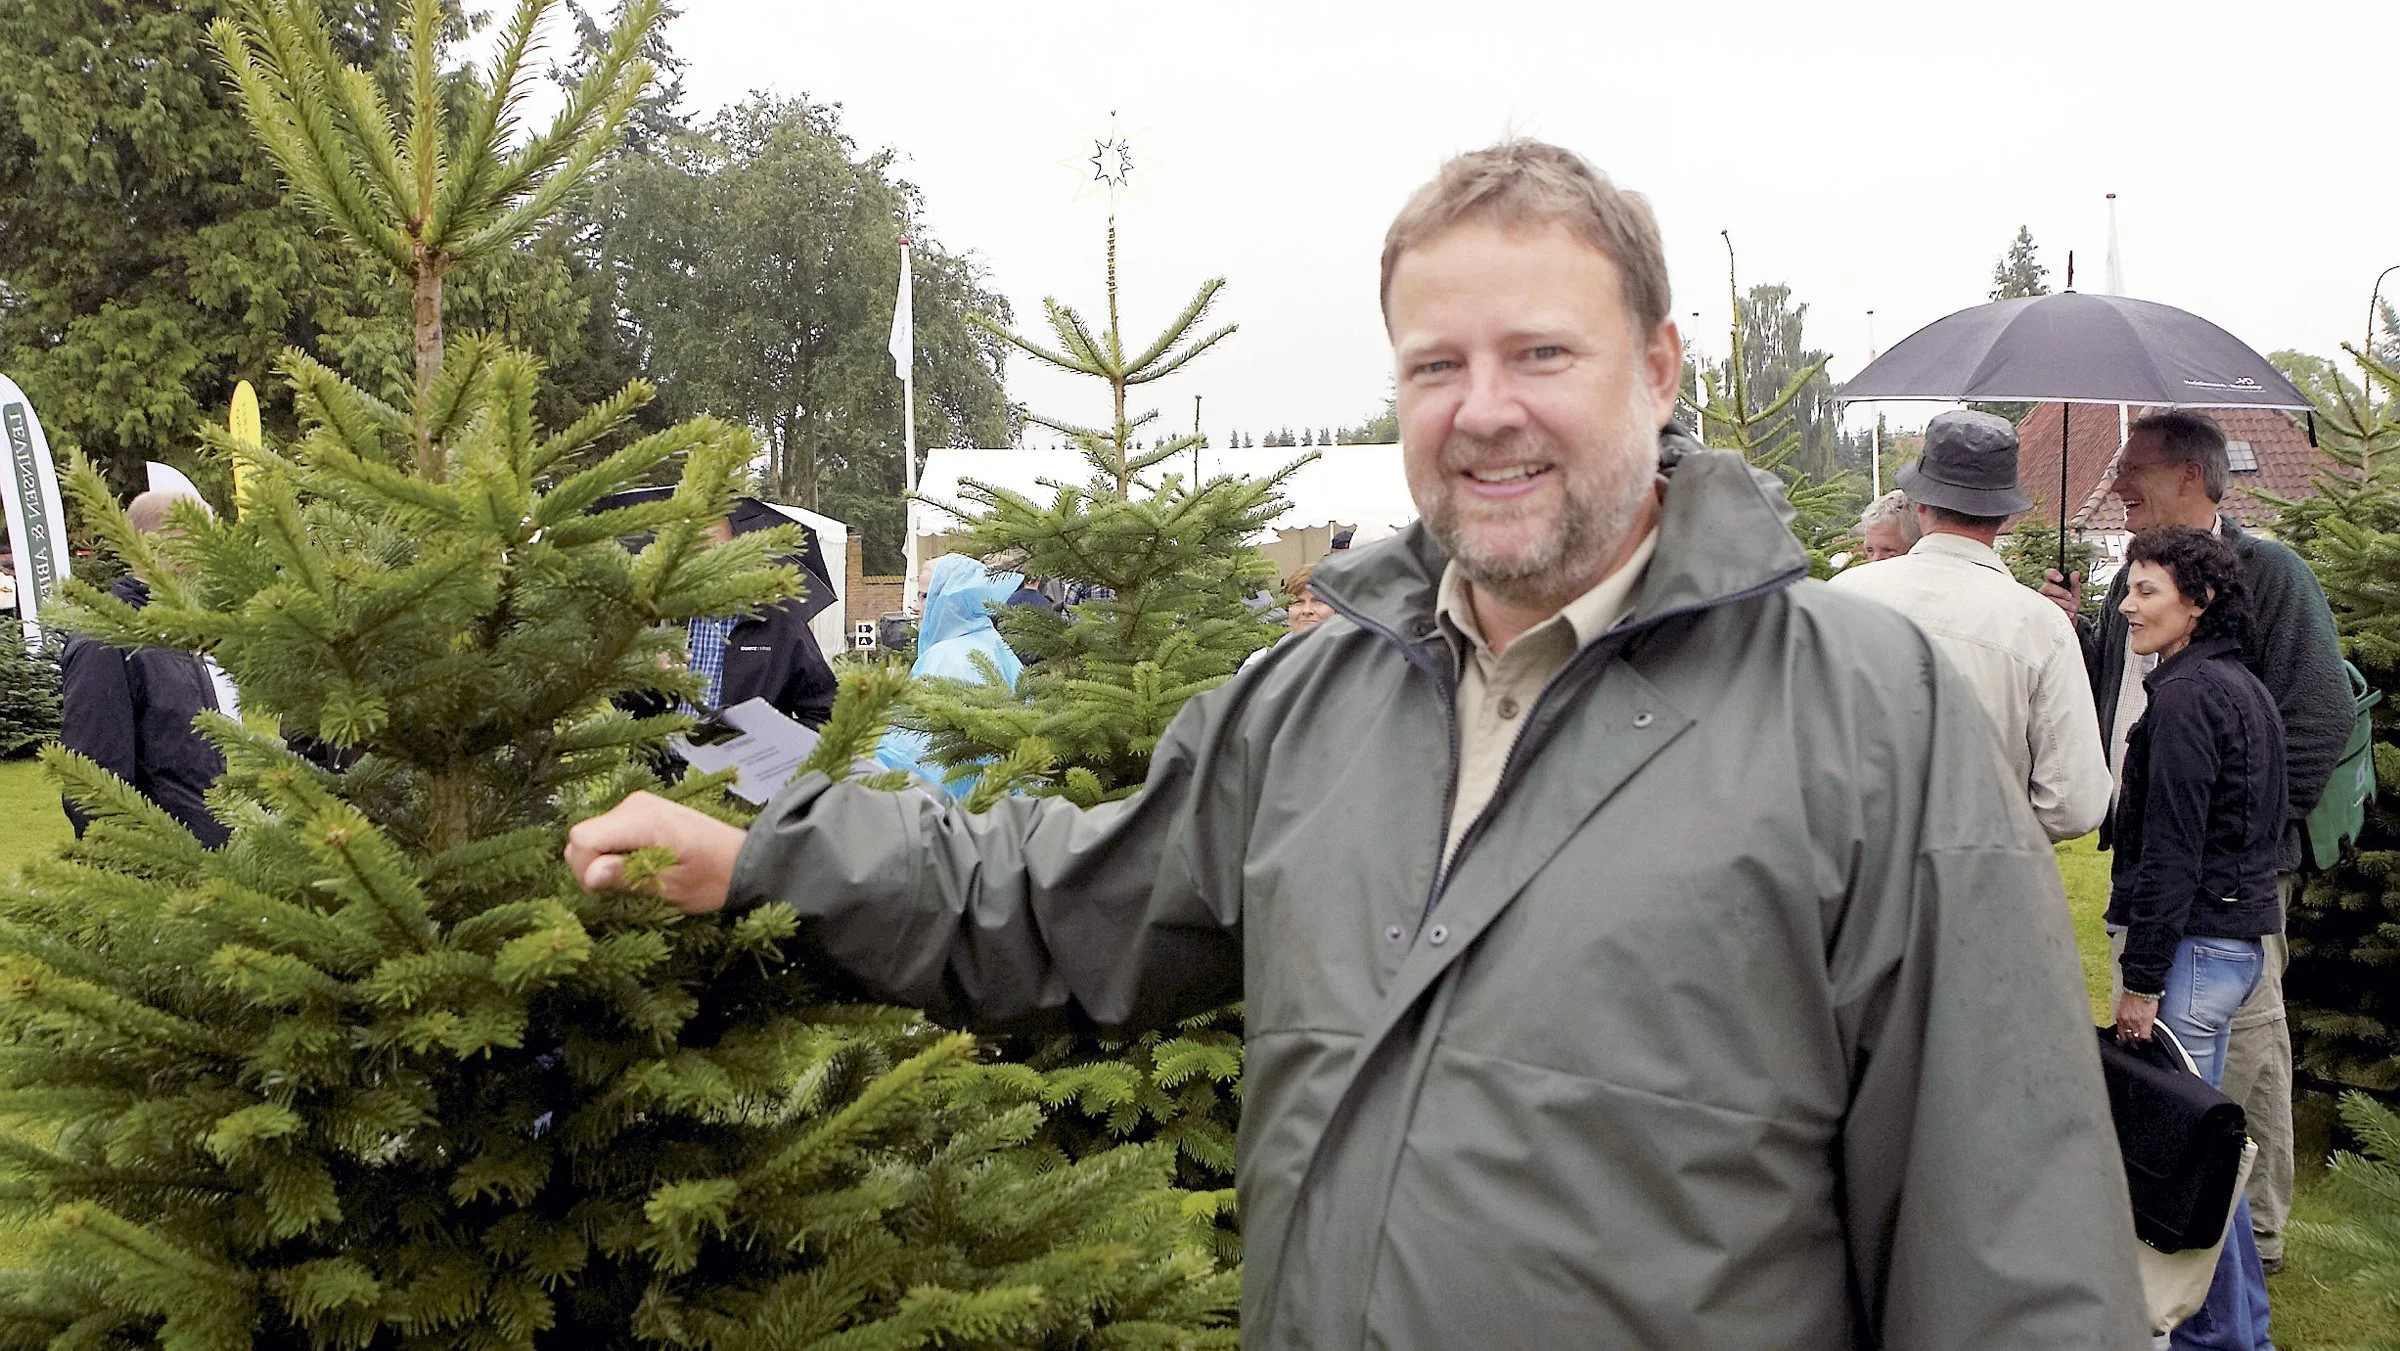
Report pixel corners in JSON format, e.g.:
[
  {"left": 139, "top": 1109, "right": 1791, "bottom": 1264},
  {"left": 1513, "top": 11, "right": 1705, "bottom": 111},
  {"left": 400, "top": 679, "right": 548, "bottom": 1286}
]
[
  {"left": 1996, "top": 515, "right": 2101, "bottom": 618},
  {"left": 0, "top": 630, "right": 60, "bottom": 759},
  {"left": 0, "top": 3, "right": 1234, "bottom": 1345},
  {"left": 869, "top": 195, "right": 1302, "bottom": 1232},
  {"left": 2288, "top": 1091, "right": 2400, "bottom": 1325},
  {"left": 1684, "top": 234, "right": 1855, "bottom": 575},
  {"left": 2268, "top": 333, "right": 2400, "bottom": 1094}
]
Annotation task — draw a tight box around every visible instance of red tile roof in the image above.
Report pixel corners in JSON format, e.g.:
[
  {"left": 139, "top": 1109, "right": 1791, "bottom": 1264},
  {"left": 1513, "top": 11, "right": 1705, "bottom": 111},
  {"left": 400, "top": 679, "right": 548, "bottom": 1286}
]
[{"left": 2012, "top": 403, "right": 2338, "bottom": 532}]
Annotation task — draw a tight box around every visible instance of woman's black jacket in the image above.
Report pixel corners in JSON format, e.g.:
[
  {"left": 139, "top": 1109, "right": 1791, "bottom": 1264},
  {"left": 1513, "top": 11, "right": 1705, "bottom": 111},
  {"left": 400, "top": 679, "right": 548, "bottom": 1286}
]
[{"left": 2107, "top": 634, "right": 2288, "bottom": 994}]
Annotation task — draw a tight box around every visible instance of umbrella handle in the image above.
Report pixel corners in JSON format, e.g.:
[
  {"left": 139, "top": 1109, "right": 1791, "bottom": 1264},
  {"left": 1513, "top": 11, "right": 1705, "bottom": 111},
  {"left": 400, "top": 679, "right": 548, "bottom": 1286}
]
[{"left": 2058, "top": 403, "right": 2071, "bottom": 579}]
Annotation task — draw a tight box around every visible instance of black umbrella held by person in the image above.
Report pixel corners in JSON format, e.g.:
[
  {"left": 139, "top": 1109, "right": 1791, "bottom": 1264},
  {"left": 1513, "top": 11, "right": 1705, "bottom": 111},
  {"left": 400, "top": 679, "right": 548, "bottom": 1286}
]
[{"left": 1835, "top": 289, "right": 2313, "bottom": 573}]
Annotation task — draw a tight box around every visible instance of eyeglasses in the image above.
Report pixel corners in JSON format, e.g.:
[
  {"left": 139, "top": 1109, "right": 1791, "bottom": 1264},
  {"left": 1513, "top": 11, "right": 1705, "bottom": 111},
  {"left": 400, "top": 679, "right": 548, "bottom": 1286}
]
[{"left": 2110, "top": 457, "right": 2175, "bottom": 477}]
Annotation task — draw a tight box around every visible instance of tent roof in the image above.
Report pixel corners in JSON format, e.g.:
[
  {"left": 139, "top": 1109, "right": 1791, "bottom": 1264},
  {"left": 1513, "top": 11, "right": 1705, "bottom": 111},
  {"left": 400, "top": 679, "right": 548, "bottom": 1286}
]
[{"left": 909, "top": 443, "right": 1418, "bottom": 540}]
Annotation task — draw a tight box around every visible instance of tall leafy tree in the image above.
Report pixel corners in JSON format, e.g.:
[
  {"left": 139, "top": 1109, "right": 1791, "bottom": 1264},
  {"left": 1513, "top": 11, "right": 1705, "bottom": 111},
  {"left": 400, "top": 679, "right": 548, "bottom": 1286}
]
[
  {"left": 0, "top": 2, "right": 1235, "bottom": 1344},
  {"left": 0, "top": 0, "right": 620, "bottom": 502},
  {"left": 0, "top": 0, "right": 390, "bottom": 494},
  {"left": 599, "top": 95, "right": 1012, "bottom": 570}
]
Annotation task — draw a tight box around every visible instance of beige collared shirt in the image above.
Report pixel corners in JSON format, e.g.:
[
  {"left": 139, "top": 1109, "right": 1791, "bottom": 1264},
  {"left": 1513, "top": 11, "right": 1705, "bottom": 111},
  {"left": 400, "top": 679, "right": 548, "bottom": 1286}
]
[
  {"left": 1828, "top": 531, "right": 2111, "bottom": 842},
  {"left": 1434, "top": 528, "right": 1659, "bottom": 868}
]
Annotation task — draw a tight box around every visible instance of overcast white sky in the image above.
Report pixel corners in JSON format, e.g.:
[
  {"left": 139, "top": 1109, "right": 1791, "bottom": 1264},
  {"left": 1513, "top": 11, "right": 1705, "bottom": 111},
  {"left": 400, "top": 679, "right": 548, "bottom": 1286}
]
[{"left": 634, "top": 0, "right": 2396, "bottom": 444}]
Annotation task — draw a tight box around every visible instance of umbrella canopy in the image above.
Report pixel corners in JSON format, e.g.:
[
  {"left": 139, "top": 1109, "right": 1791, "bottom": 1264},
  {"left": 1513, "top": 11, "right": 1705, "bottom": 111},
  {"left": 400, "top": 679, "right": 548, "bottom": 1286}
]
[
  {"left": 1834, "top": 292, "right": 2312, "bottom": 572},
  {"left": 1836, "top": 292, "right": 2311, "bottom": 410}
]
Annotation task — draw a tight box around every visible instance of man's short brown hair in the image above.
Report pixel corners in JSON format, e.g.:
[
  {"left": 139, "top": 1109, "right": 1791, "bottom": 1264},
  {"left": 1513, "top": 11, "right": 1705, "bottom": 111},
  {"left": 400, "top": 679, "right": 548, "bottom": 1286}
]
[{"left": 1379, "top": 140, "right": 1671, "bottom": 337}]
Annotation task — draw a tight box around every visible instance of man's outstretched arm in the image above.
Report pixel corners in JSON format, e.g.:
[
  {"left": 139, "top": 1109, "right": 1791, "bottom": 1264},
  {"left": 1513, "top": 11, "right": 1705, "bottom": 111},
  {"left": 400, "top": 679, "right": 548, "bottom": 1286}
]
[{"left": 566, "top": 683, "right": 1258, "bottom": 1036}]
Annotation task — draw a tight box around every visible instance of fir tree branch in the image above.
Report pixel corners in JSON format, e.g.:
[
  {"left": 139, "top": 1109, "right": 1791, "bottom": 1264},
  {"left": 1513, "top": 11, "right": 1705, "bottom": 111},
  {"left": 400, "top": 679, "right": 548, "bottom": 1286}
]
[
  {"left": 529, "top": 378, "right": 657, "bottom": 478},
  {"left": 1124, "top": 323, "right": 1237, "bottom": 387},
  {"left": 970, "top": 307, "right": 1102, "bottom": 379},
  {"left": 1121, "top": 278, "right": 1226, "bottom": 375},
  {"left": 209, "top": 9, "right": 411, "bottom": 273}
]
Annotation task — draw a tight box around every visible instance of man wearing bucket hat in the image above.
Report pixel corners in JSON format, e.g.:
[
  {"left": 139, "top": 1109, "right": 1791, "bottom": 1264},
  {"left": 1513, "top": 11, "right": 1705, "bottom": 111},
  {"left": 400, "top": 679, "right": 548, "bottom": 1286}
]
[{"left": 1833, "top": 409, "right": 2111, "bottom": 842}]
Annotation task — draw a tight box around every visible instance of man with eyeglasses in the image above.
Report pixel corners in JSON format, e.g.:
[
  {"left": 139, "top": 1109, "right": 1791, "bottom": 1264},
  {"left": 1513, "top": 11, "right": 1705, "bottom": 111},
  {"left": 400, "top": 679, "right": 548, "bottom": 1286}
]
[{"left": 2040, "top": 409, "right": 2349, "bottom": 1285}]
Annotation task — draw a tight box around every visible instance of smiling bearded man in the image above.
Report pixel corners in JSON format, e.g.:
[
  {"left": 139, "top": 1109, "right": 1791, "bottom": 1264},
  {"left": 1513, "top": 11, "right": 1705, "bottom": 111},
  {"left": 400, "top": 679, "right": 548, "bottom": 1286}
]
[{"left": 567, "top": 140, "right": 2148, "bottom": 1348}]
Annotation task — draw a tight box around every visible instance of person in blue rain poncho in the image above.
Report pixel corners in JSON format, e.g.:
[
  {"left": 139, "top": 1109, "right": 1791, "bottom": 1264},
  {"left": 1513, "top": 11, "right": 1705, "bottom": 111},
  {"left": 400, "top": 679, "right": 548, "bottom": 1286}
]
[{"left": 875, "top": 554, "right": 1025, "bottom": 797}]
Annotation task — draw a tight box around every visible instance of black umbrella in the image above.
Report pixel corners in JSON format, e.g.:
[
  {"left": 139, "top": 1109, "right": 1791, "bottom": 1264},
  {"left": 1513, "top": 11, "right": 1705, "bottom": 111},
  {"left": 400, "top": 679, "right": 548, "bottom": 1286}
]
[{"left": 1834, "top": 291, "right": 2313, "bottom": 570}]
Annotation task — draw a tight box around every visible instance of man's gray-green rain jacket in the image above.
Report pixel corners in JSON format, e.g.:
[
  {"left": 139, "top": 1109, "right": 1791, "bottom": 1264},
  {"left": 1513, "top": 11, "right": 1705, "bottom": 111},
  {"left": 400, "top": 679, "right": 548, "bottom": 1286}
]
[{"left": 729, "top": 437, "right": 2149, "bottom": 1349}]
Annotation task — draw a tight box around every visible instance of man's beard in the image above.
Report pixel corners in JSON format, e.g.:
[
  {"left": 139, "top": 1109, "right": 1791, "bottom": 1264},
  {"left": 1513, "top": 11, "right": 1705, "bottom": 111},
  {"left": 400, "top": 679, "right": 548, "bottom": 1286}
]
[{"left": 1420, "top": 425, "right": 1659, "bottom": 612}]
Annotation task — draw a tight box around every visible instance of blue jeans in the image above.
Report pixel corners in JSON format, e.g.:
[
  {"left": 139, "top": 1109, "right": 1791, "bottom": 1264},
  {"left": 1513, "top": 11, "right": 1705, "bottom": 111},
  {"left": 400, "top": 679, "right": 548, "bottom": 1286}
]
[{"left": 2157, "top": 936, "right": 2273, "bottom": 1351}]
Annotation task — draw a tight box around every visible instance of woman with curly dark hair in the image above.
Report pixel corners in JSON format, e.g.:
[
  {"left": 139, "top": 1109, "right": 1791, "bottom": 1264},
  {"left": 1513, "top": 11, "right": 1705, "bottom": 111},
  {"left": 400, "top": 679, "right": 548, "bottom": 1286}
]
[{"left": 2109, "top": 524, "right": 2283, "bottom": 1348}]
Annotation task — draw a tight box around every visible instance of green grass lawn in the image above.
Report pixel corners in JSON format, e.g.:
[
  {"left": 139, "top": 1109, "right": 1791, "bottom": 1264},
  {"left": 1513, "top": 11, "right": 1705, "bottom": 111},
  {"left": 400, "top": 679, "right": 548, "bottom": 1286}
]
[
  {"left": 0, "top": 756, "right": 69, "bottom": 878},
  {"left": 2054, "top": 834, "right": 2396, "bottom": 1348},
  {"left": 0, "top": 755, "right": 65, "bottom": 1268}
]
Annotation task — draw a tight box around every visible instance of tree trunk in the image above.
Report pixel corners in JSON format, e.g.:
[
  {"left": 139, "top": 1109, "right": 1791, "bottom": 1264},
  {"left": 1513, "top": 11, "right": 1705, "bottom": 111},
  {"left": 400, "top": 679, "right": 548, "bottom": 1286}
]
[
  {"left": 424, "top": 765, "right": 473, "bottom": 858},
  {"left": 412, "top": 254, "right": 444, "bottom": 481}
]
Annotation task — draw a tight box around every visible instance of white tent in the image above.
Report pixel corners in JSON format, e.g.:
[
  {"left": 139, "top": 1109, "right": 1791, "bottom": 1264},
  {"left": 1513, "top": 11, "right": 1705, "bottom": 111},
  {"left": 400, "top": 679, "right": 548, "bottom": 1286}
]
[
  {"left": 750, "top": 501, "right": 850, "bottom": 657},
  {"left": 908, "top": 443, "right": 1415, "bottom": 587}
]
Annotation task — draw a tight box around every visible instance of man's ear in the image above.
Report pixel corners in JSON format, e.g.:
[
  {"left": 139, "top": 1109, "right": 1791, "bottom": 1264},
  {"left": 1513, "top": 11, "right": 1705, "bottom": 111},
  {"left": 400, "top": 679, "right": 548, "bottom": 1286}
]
[{"left": 1641, "top": 319, "right": 1683, "bottom": 422}]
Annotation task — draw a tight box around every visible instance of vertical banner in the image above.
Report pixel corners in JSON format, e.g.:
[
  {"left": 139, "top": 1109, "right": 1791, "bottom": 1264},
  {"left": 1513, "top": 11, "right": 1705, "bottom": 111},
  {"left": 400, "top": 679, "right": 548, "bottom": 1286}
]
[{"left": 0, "top": 374, "right": 69, "bottom": 647}]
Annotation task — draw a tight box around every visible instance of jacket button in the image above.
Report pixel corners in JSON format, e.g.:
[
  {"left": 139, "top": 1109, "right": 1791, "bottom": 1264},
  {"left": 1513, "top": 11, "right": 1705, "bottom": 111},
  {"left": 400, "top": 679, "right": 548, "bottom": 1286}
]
[
  {"left": 1428, "top": 924, "right": 1449, "bottom": 945},
  {"left": 1384, "top": 925, "right": 1404, "bottom": 942},
  {"left": 1632, "top": 710, "right": 1655, "bottom": 728},
  {"left": 1497, "top": 696, "right": 1520, "bottom": 720}
]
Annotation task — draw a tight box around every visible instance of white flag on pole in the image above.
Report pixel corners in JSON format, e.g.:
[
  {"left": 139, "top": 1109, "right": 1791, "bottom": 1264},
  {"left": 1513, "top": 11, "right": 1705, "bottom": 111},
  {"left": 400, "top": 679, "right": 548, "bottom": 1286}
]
[
  {"left": 888, "top": 242, "right": 913, "bottom": 379},
  {"left": 893, "top": 239, "right": 922, "bottom": 612}
]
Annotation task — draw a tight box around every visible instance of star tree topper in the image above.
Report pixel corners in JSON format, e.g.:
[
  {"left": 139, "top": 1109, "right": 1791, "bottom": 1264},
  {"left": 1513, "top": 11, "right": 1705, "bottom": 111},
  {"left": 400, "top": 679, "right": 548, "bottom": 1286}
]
[{"left": 1062, "top": 110, "right": 1150, "bottom": 210}]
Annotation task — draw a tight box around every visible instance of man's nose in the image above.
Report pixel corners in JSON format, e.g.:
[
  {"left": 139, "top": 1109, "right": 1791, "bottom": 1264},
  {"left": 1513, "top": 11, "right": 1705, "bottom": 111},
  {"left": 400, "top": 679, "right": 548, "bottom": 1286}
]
[{"left": 1452, "top": 360, "right": 1527, "bottom": 440}]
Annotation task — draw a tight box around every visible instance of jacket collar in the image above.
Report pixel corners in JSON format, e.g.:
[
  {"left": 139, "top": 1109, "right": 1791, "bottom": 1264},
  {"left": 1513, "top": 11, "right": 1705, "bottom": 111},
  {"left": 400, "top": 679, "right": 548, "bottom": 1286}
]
[
  {"left": 1906, "top": 531, "right": 2008, "bottom": 572},
  {"left": 1308, "top": 426, "right": 1810, "bottom": 647},
  {"left": 2147, "top": 633, "right": 2243, "bottom": 685}
]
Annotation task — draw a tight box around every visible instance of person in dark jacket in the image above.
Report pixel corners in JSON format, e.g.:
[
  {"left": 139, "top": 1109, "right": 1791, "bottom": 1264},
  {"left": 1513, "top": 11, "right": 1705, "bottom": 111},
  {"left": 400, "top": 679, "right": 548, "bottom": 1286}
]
[
  {"left": 2107, "top": 525, "right": 2281, "bottom": 1350},
  {"left": 59, "top": 491, "right": 235, "bottom": 847},
  {"left": 2044, "top": 409, "right": 2346, "bottom": 1272},
  {"left": 699, "top": 517, "right": 836, "bottom": 727},
  {"left": 626, "top": 515, "right": 838, "bottom": 731}
]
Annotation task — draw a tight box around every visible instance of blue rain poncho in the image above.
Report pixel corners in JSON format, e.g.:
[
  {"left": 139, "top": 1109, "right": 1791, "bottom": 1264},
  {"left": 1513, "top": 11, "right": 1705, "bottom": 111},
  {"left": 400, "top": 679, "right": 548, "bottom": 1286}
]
[{"left": 875, "top": 555, "right": 1024, "bottom": 797}]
